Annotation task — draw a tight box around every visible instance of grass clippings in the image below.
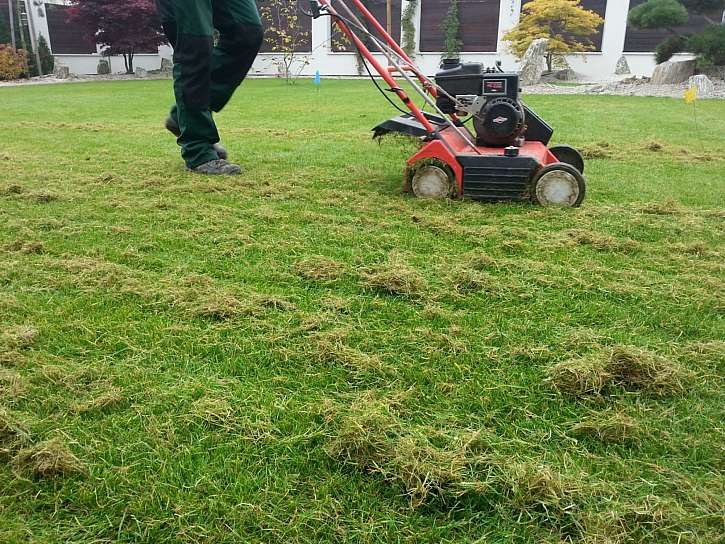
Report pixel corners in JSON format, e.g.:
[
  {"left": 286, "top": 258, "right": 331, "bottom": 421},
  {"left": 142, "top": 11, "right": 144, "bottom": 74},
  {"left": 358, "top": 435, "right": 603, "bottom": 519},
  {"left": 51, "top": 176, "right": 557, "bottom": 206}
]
[
  {"left": 548, "top": 346, "right": 692, "bottom": 397},
  {"left": 638, "top": 198, "right": 685, "bottom": 216},
  {"left": 571, "top": 409, "right": 642, "bottom": 444},
  {"left": 3, "top": 240, "right": 45, "bottom": 254},
  {"left": 1, "top": 326, "right": 39, "bottom": 350},
  {"left": 12, "top": 438, "right": 86, "bottom": 479},
  {"left": 325, "top": 393, "right": 584, "bottom": 529},
  {"left": 562, "top": 229, "right": 639, "bottom": 253},
  {"left": 71, "top": 388, "right": 124, "bottom": 415},
  {"left": 360, "top": 257, "right": 427, "bottom": 297},
  {"left": 310, "top": 330, "right": 389, "bottom": 374},
  {"left": 0, "top": 406, "right": 31, "bottom": 459},
  {"left": 580, "top": 142, "right": 613, "bottom": 159},
  {"left": 294, "top": 256, "right": 346, "bottom": 282}
]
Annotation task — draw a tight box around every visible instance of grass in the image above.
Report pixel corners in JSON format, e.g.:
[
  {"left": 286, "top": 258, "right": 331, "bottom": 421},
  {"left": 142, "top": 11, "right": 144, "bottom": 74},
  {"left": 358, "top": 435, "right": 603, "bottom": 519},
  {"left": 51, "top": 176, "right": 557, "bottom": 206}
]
[{"left": 0, "top": 78, "right": 723, "bottom": 543}]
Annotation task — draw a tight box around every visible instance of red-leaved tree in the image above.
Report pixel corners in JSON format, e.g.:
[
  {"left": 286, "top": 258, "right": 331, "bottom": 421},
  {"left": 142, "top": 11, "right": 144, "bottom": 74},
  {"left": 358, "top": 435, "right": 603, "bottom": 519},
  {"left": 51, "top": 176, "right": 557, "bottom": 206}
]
[{"left": 68, "top": 0, "right": 167, "bottom": 74}]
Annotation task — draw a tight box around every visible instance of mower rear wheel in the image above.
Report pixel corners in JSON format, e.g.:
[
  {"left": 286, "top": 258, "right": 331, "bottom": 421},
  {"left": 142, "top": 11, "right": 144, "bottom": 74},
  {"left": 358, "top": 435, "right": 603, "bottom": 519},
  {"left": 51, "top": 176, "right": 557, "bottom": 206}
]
[
  {"left": 410, "top": 162, "right": 455, "bottom": 199},
  {"left": 549, "top": 145, "right": 585, "bottom": 173},
  {"left": 532, "top": 162, "right": 586, "bottom": 207}
]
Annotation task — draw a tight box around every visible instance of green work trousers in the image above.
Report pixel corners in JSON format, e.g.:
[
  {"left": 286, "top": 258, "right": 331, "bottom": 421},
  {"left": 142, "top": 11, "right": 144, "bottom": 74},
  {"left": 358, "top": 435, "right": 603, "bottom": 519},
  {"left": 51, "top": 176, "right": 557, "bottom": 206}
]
[{"left": 155, "top": 0, "right": 264, "bottom": 168}]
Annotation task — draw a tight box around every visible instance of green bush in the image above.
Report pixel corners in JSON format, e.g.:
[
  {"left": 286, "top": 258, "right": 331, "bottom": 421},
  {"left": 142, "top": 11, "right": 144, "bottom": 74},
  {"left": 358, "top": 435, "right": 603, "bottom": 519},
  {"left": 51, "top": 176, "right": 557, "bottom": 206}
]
[
  {"left": 0, "top": 44, "right": 27, "bottom": 80},
  {"left": 0, "top": 17, "right": 11, "bottom": 45},
  {"left": 628, "top": 0, "right": 689, "bottom": 29},
  {"left": 37, "top": 35, "right": 54, "bottom": 74},
  {"left": 655, "top": 34, "right": 687, "bottom": 63},
  {"left": 688, "top": 24, "right": 725, "bottom": 66}
]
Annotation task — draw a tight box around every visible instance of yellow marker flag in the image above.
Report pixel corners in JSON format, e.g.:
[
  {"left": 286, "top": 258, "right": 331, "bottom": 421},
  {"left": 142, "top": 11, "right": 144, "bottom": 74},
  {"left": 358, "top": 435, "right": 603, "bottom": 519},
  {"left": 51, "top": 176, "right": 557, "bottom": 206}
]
[{"left": 684, "top": 86, "right": 697, "bottom": 104}]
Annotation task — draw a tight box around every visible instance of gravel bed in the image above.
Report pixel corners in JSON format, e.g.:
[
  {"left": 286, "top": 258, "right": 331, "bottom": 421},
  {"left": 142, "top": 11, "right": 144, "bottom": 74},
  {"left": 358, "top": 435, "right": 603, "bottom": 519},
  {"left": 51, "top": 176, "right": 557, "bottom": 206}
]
[{"left": 3, "top": 73, "right": 725, "bottom": 99}]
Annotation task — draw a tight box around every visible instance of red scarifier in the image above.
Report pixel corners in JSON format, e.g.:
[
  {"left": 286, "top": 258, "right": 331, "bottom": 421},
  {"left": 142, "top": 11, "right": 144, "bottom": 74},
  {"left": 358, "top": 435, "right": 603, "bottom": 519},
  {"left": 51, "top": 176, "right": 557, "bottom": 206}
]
[{"left": 305, "top": 0, "right": 587, "bottom": 207}]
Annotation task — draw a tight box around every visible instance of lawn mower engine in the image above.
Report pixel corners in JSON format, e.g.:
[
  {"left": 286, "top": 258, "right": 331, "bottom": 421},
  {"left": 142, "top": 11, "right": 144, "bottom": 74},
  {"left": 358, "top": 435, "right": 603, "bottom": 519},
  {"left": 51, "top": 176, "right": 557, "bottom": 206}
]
[{"left": 435, "top": 59, "right": 527, "bottom": 148}]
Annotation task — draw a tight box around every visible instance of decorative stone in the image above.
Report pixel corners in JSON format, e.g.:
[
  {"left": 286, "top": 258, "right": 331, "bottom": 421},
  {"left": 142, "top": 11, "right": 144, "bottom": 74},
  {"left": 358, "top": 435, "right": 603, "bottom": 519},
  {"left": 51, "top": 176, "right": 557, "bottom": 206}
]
[
  {"left": 160, "top": 57, "right": 173, "bottom": 73},
  {"left": 97, "top": 59, "right": 111, "bottom": 75},
  {"left": 687, "top": 74, "right": 714, "bottom": 97},
  {"left": 615, "top": 55, "right": 630, "bottom": 75},
  {"left": 135, "top": 66, "right": 148, "bottom": 78},
  {"left": 519, "top": 38, "right": 548, "bottom": 86},
  {"left": 53, "top": 64, "right": 70, "bottom": 79},
  {"left": 650, "top": 59, "right": 696, "bottom": 85},
  {"left": 553, "top": 68, "right": 577, "bottom": 81}
]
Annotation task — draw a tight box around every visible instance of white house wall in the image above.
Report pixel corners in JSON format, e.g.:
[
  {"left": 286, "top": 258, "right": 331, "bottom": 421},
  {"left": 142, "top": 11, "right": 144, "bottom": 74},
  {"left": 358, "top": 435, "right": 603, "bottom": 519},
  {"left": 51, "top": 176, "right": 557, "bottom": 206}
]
[{"left": 32, "top": 0, "right": 683, "bottom": 79}]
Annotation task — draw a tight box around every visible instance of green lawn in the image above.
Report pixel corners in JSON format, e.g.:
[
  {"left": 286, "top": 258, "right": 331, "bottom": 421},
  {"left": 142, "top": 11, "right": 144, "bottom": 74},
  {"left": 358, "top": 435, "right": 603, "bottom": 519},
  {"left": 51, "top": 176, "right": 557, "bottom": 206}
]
[{"left": 0, "top": 79, "right": 723, "bottom": 543}]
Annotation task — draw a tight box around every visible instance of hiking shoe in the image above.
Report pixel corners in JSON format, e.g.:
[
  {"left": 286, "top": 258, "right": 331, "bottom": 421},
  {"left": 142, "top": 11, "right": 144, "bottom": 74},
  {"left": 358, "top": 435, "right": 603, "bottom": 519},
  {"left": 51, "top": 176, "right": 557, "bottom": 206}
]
[
  {"left": 165, "top": 116, "right": 228, "bottom": 160},
  {"left": 189, "top": 159, "right": 242, "bottom": 175}
]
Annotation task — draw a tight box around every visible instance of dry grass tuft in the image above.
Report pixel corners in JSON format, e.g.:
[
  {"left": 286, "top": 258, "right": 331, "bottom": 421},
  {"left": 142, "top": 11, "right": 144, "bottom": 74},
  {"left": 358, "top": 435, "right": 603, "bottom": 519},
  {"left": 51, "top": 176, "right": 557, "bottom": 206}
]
[
  {"left": 562, "top": 230, "right": 639, "bottom": 253},
  {"left": 311, "top": 330, "right": 388, "bottom": 373},
  {"left": 188, "top": 397, "right": 236, "bottom": 430},
  {"left": 501, "top": 463, "right": 580, "bottom": 520},
  {"left": 450, "top": 267, "right": 500, "bottom": 294},
  {"left": 668, "top": 241, "right": 716, "bottom": 257},
  {"left": 252, "top": 294, "right": 297, "bottom": 312},
  {"left": 0, "top": 406, "right": 31, "bottom": 459},
  {"left": 179, "top": 290, "right": 257, "bottom": 320},
  {"left": 361, "top": 257, "right": 427, "bottom": 297},
  {"left": 325, "top": 394, "right": 589, "bottom": 526},
  {"left": 571, "top": 409, "right": 641, "bottom": 444},
  {"left": 638, "top": 199, "right": 685, "bottom": 216},
  {"left": 2, "top": 326, "right": 39, "bottom": 350},
  {"left": 465, "top": 252, "right": 499, "bottom": 271},
  {"left": 548, "top": 346, "right": 692, "bottom": 397},
  {"left": 607, "top": 346, "right": 691, "bottom": 396},
  {"left": 580, "top": 142, "right": 613, "bottom": 159},
  {"left": 12, "top": 438, "right": 86, "bottom": 478},
  {"left": 2, "top": 184, "right": 25, "bottom": 195},
  {"left": 30, "top": 191, "right": 60, "bottom": 203},
  {"left": 294, "top": 256, "right": 346, "bottom": 282},
  {"left": 325, "top": 393, "right": 485, "bottom": 506},
  {"left": 547, "top": 356, "right": 612, "bottom": 397},
  {"left": 642, "top": 140, "right": 664, "bottom": 152},
  {"left": 71, "top": 388, "right": 124, "bottom": 414},
  {"left": 3, "top": 240, "right": 45, "bottom": 254}
]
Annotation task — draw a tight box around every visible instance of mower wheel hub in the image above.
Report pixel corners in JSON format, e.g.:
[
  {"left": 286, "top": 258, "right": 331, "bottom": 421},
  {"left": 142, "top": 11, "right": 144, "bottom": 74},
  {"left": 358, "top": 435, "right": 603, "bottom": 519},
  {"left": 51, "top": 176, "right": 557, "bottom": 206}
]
[
  {"left": 534, "top": 165, "right": 584, "bottom": 207},
  {"left": 412, "top": 165, "right": 452, "bottom": 199}
]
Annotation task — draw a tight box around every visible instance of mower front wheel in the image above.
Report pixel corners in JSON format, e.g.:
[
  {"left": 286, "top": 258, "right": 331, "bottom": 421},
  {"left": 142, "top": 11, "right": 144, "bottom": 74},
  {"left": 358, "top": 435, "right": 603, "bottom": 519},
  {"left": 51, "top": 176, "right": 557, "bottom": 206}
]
[
  {"left": 406, "top": 160, "right": 456, "bottom": 199},
  {"left": 532, "top": 162, "right": 586, "bottom": 208}
]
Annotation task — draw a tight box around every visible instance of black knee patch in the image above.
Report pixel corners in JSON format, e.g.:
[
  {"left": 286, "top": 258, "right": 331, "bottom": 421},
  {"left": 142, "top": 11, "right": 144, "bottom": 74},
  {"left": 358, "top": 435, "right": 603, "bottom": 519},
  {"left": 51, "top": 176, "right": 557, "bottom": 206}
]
[
  {"left": 219, "top": 23, "right": 264, "bottom": 53},
  {"left": 213, "top": 23, "right": 264, "bottom": 85},
  {"left": 174, "top": 34, "right": 214, "bottom": 110}
]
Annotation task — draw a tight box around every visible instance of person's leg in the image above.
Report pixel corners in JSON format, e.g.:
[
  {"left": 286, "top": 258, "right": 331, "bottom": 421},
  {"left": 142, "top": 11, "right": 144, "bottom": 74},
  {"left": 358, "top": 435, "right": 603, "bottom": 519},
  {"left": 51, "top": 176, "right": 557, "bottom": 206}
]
[
  {"left": 209, "top": 0, "right": 264, "bottom": 113},
  {"left": 164, "top": 0, "right": 221, "bottom": 169}
]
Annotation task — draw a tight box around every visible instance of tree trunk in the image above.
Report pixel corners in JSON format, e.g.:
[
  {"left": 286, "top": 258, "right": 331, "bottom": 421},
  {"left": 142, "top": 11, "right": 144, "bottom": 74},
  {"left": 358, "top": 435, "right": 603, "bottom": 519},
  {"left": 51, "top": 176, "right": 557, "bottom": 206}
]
[
  {"left": 128, "top": 50, "right": 134, "bottom": 74},
  {"left": 546, "top": 52, "right": 553, "bottom": 73}
]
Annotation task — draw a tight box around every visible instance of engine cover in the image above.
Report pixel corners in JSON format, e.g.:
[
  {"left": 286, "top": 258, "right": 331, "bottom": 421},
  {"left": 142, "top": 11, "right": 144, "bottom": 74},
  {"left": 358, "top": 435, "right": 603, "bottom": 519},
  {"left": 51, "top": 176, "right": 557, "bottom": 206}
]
[{"left": 474, "top": 97, "right": 525, "bottom": 147}]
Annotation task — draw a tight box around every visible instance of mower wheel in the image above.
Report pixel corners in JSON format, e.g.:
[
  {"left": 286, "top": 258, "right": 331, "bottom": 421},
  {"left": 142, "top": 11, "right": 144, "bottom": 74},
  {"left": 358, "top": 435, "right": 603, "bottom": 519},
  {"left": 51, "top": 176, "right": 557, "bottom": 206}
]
[
  {"left": 410, "top": 161, "right": 455, "bottom": 199},
  {"left": 549, "top": 145, "right": 585, "bottom": 173},
  {"left": 532, "top": 162, "right": 586, "bottom": 207}
]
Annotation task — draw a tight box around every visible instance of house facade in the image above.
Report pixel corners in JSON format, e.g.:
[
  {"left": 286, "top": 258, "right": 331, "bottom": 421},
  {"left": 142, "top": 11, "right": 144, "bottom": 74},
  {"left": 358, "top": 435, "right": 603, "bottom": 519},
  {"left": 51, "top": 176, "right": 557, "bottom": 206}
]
[{"left": 2, "top": 0, "right": 718, "bottom": 80}]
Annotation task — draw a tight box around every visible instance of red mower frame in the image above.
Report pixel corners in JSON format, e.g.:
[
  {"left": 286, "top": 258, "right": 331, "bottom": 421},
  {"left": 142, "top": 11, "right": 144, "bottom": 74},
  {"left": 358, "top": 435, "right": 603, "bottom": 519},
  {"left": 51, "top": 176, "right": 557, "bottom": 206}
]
[{"left": 308, "top": 0, "right": 586, "bottom": 206}]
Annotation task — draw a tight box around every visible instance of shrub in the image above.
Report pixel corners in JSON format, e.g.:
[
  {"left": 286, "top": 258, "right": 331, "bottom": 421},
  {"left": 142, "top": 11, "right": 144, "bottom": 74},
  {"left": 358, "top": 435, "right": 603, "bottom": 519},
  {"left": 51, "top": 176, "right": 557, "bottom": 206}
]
[
  {"left": 688, "top": 24, "right": 725, "bottom": 67},
  {"left": 37, "top": 35, "right": 54, "bottom": 75},
  {"left": 0, "top": 45, "right": 27, "bottom": 81},
  {"left": 655, "top": 34, "right": 687, "bottom": 64}
]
